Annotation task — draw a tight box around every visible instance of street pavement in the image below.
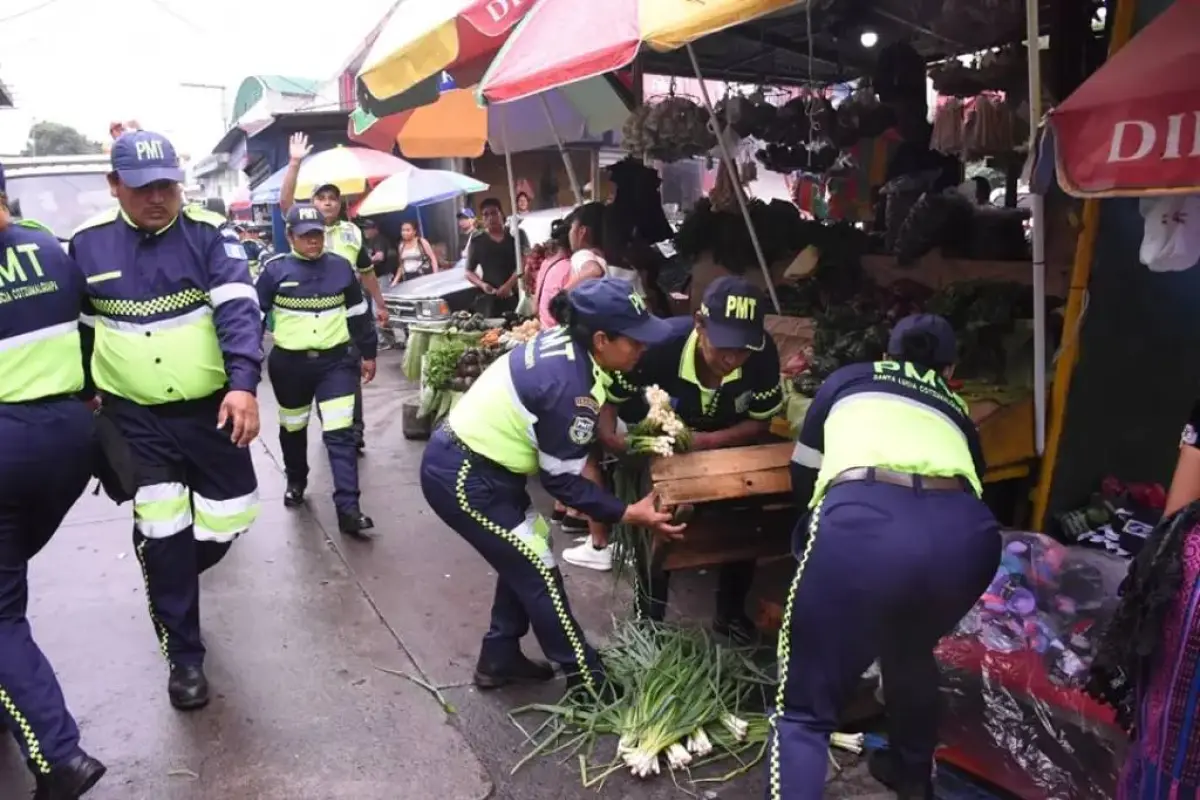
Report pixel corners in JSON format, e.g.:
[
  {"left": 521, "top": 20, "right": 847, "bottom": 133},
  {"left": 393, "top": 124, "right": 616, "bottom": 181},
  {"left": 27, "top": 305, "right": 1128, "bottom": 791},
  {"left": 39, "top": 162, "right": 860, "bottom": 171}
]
[{"left": 0, "top": 350, "right": 889, "bottom": 800}]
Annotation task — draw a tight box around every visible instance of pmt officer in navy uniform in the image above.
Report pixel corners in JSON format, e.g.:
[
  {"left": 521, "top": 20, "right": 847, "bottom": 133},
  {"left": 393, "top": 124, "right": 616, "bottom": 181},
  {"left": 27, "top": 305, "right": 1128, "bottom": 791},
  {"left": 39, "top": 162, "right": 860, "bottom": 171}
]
[
  {"left": 420, "top": 279, "right": 684, "bottom": 693},
  {"left": 280, "top": 132, "right": 388, "bottom": 455},
  {"left": 258, "top": 204, "right": 377, "bottom": 536},
  {"left": 767, "top": 315, "right": 1001, "bottom": 800},
  {"left": 0, "top": 171, "right": 107, "bottom": 798},
  {"left": 71, "top": 131, "right": 263, "bottom": 711},
  {"left": 595, "top": 277, "right": 783, "bottom": 642}
]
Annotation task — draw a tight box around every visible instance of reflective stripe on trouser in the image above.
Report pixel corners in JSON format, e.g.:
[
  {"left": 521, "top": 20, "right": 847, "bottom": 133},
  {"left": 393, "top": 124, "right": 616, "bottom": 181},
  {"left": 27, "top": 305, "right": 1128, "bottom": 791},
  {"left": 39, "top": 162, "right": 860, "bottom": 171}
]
[
  {"left": 0, "top": 399, "right": 95, "bottom": 771},
  {"left": 268, "top": 348, "right": 362, "bottom": 514},
  {"left": 765, "top": 481, "right": 1001, "bottom": 799},
  {"left": 106, "top": 395, "right": 259, "bottom": 667},
  {"left": 419, "top": 430, "right": 603, "bottom": 690}
]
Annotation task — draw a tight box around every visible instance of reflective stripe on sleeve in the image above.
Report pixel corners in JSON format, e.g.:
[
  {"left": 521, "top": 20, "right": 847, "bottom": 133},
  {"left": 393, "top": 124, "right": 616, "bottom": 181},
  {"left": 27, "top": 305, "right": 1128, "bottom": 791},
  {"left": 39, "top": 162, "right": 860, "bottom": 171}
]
[
  {"left": 791, "top": 441, "right": 823, "bottom": 469},
  {"left": 538, "top": 452, "right": 588, "bottom": 476},
  {"left": 209, "top": 282, "right": 258, "bottom": 308},
  {"left": 345, "top": 300, "right": 369, "bottom": 317}
]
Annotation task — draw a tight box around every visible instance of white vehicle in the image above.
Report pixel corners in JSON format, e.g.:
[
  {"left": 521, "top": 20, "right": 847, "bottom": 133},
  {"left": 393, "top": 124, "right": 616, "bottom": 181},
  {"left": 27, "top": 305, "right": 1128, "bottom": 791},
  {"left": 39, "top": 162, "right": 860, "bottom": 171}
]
[
  {"left": 4, "top": 155, "right": 115, "bottom": 240},
  {"left": 4, "top": 155, "right": 226, "bottom": 240}
]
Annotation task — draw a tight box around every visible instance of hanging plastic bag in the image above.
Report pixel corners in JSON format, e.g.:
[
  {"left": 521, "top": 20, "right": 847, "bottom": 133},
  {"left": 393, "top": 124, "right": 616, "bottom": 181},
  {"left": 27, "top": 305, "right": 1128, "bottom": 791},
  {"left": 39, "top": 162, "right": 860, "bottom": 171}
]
[{"left": 1139, "top": 195, "right": 1200, "bottom": 272}]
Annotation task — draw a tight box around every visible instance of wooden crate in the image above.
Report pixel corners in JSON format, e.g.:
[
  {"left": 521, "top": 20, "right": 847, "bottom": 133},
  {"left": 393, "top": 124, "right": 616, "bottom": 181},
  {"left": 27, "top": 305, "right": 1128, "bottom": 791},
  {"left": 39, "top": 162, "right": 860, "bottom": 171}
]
[{"left": 649, "top": 443, "right": 796, "bottom": 506}]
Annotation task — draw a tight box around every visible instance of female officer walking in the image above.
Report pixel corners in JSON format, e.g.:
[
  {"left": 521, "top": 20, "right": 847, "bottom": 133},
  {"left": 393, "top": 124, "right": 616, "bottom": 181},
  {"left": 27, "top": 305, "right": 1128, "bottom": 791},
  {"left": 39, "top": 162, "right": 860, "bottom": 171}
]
[
  {"left": 420, "top": 279, "right": 684, "bottom": 694},
  {"left": 771, "top": 315, "right": 1001, "bottom": 799},
  {"left": 257, "top": 204, "right": 378, "bottom": 537}
]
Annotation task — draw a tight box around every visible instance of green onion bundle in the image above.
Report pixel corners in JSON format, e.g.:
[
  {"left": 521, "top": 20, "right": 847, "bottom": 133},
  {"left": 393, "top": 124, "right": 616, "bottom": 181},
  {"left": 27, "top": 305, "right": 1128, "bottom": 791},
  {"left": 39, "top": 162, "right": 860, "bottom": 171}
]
[
  {"left": 625, "top": 385, "right": 692, "bottom": 456},
  {"left": 509, "top": 620, "right": 774, "bottom": 788}
]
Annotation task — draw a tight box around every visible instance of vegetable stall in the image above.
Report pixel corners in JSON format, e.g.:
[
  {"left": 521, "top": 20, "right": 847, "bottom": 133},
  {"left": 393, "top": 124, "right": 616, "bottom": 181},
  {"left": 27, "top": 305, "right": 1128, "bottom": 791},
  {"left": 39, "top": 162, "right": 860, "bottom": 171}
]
[{"left": 400, "top": 312, "right": 542, "bottom": 439}]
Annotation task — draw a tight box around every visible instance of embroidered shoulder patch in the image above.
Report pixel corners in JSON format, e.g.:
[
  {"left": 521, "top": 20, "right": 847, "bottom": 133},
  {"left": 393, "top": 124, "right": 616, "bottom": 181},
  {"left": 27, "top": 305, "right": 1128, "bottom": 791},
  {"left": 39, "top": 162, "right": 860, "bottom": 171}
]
[{"left": 568, "top": 415, "right": 596, "bottom": 446}]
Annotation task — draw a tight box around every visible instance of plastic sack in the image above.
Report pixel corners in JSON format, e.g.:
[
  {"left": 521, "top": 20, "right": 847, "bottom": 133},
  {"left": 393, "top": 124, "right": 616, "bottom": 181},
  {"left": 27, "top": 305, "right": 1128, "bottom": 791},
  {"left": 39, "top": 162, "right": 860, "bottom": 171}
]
[
  {"left": 1138, "top": 195, "right": 1200, "bottom": 273},
  {"left": 935, "top": 531, "right": 1128, "bottom": 799}
]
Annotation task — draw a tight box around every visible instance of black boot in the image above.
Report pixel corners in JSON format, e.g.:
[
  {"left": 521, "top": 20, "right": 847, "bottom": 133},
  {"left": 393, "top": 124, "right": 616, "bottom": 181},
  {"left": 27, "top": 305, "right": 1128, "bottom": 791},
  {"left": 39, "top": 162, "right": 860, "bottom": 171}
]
[
  {"left": 473, "top": 653, "right": 555, "bottom": 690},
  {"left": 32, "top": 751, "right": 107, "bottom": 799},
  {"left": 283, "top": 484, "right": 306, "bottom": 508},
  {"left": 168, "top": 664, "right": 210, "bottom": 711},
  {"left": 867, "top": 748, "right": 934, "bottom": 800},
  {"left": 337, "top": 509, "right": 375, "bottom": 539}
]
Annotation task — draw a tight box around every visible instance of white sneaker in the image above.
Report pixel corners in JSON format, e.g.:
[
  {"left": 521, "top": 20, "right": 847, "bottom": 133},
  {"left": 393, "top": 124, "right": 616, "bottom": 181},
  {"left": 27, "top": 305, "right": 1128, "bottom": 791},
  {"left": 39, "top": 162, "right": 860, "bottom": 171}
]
[{"left": 562, "top": 541, "right": 613, "bottom": 572}]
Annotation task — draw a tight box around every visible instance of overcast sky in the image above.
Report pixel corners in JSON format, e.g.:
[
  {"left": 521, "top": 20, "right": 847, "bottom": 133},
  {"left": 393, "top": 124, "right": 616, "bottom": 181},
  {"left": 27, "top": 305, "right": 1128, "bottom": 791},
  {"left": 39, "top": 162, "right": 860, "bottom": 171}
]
[{"left": 0, "top": 0, "right": 398, "bottom": 157}]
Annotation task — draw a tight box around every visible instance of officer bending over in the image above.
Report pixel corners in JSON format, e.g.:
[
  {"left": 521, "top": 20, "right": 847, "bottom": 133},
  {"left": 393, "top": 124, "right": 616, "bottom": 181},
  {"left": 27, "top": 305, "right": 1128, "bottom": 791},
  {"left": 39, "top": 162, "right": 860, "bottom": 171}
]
[
  {"left": 768, "top": 315, "right": 1001, "bottom": 800},
  {"left": 258, "top": 204, "right": 377, "bottom": 537},
  {"left": 0, "top": 175, "right": 107, "bottom": 798},
  {"left": 71, "top": 131, "right": 263, "bottom": 711},
  {"left": 591, "top": 277, "right": 783, "bottom": 642},
  {"left": 420, "top": 279, "right": 683, "bottom": 694}
]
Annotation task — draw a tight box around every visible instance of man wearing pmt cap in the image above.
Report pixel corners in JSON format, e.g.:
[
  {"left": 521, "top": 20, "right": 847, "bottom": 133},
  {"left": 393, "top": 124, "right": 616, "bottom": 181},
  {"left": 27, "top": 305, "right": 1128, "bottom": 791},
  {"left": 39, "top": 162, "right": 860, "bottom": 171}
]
[
  {"left": 70, "top": 130, "right": 263, "bottom": 712},
  {"left": 588, "top": 277, "right": 784, "bottom": 644},
  {"left": 769, "top": 313, "right": 1000, "bottom": 799}
]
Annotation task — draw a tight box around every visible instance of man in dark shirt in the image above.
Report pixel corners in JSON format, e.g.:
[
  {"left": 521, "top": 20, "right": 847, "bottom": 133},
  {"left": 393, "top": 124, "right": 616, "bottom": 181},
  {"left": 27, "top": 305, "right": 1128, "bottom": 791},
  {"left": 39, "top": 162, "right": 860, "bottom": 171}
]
[
  {"left": 465, "top": 197, "right": 528, "bottom": 317},
  {"left": 362, "top": 219, "right": 398, "bottom": 281},
  {"left": 594, "top": 277, "right": 784, "bottom": 642}
]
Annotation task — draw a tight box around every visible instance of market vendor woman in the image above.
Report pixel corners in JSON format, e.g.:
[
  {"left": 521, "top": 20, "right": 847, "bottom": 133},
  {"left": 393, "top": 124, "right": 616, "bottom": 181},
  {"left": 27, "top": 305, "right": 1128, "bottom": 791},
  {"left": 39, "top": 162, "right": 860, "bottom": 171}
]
[
  {"left": 583, "top": 276, "right": 784, "bottom": 643},
  {"left": 420, "top": 278, "right": 684, "bottom": 694},
  {"left": 773, "top": 314, "right": 1000, "bottom": 800}
]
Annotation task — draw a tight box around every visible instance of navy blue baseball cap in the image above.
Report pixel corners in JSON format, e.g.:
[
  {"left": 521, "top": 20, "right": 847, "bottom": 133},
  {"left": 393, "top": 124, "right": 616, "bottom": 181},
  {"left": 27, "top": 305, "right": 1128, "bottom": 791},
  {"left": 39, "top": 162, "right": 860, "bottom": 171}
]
[
  {"left": 110, "top": 130, "right": 185, "bottom": 188},
  {"left": 888, "top": 314, "right": 957, "bottom": 366},
  {"left": 286, "top": 203, "right": 326, "bottom": 236},
  {"left": 568, "top": 278, "right": 673, "bottom": 345},
  {"left": 700, "top": 276, "right": 767, "bottom": 351}
]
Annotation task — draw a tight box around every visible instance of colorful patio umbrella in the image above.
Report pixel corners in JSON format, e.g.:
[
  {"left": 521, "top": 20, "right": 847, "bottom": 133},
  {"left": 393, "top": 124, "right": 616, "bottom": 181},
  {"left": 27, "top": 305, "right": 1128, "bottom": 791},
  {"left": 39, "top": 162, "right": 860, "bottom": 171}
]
[
  {"left": 292, "top": 147, "right": 414, "bottom": 199},
  {"left": 350, "top": 78, "right": 627, "bottom": 158},
  {"left": 479, "top": 0, "right": 800, "bottom": 103},
  {"left": 1047, "top": 0, "right": 1200, "bottom": 197},
  {"left": 356, "top": 168, "right": 488, "bottom": 216},
  {"left": 358, "top": 0, "right": 533, "bottom": 103}
]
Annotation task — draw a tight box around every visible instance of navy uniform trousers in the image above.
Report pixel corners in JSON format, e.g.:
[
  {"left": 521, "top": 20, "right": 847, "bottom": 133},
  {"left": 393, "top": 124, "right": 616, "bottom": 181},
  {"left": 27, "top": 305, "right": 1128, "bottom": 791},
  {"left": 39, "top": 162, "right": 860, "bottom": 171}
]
[
  {"left": 419, "top": 428, "right": 604, "bottom": 690},
  {"left": 268, "top": 347, "right": 361, "bottom": 514},
  {"left": 106, "top": 394, "right": 258, "bottom": 669},
  {"left": 0, "top": 399, "right": 93, "bottom": 773},
  {"left": 766, "top": 477, "right": 1001, "bottom": 799}
]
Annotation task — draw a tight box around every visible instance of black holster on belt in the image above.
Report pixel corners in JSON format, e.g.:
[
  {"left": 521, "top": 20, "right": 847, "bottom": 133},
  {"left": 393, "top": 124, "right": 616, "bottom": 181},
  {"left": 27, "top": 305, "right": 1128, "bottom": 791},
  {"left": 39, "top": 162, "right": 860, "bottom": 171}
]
[{"left": 91, "top": 407, "right": 137, "bottom": 504}]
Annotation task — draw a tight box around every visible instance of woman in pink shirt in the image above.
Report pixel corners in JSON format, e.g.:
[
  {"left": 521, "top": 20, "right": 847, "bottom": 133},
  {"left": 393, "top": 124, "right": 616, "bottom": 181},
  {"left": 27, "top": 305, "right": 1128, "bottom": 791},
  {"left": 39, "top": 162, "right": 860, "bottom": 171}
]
[{"left": 535, "top": 217, "right": 573, "bottom": 328}]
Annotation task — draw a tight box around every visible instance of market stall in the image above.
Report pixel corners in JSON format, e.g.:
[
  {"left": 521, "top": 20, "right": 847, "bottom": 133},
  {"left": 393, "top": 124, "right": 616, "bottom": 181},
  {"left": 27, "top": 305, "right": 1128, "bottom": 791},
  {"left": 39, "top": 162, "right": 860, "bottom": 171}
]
[{"left": 400, "top": 312, "right": 541, "bottom": 438}]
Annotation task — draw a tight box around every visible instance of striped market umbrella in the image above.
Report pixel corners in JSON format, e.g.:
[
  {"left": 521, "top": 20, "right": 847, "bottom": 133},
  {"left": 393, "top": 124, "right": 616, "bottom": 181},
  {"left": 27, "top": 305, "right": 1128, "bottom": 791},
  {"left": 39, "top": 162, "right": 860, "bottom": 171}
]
[
  {"left": 479, "top": 0, "right": 799, "bottom": 103},
  {"left": 292, "top": 146, "right": 414, "bottom": 199}
]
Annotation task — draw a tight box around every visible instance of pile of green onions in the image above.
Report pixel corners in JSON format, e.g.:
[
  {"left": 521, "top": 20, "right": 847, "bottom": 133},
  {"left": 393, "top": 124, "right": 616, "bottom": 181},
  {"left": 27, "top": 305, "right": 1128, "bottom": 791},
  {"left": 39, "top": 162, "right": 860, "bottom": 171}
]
[
  {"left": 625, "top": 385, "right": 692, "bottom": 456},
  {"left": 509, "top": 620, "right": 773, "bottom": 787}
]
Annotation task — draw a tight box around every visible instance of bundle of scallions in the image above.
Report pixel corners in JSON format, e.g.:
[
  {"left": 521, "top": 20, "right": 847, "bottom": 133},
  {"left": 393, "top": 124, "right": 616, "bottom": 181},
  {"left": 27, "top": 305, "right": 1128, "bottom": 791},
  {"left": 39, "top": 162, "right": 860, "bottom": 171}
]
[{"left": 509, "top": 619, "right": 773, "bottom": 788}]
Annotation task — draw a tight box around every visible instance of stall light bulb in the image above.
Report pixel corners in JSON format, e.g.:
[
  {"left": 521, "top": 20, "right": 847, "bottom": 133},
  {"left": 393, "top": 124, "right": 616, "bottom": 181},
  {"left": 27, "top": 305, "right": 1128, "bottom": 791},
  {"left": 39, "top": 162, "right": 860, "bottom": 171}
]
[{"left": 860, "top": 31, "right": 879, "bottom": 48}]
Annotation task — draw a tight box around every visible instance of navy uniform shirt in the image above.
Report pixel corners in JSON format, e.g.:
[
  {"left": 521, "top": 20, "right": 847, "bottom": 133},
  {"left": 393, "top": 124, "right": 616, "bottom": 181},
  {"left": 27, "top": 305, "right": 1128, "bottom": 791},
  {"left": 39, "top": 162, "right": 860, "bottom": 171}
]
[
  {"left": 791, "top": 359, "right": 986, "bottom": 509},
  {"left": 256, "top": 251, "right": 377, "bottom": 359},
  {"left": 70, "top": 205, "right": 262, "bottom": 406},
  {"left": 0, "top": 219, "right": 89, "bottom": 403},
  {"left": 449, "top": 327, "right": 626, "bottom": 524},
  {"left": 609, "top": 316, "right": 784, "bottom": 430}
]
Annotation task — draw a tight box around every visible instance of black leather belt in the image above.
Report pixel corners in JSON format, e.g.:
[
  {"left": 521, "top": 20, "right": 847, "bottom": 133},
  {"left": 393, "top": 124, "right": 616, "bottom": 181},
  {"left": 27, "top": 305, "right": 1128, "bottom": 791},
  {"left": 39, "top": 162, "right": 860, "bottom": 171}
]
[
  {"left": 275, "top": 346, "right": 343, "bottom": 359},
  {"left": 829, "top": 466, "right": 970, "bottom": 492},
  {"left": 442, "top": 424, "right": 510, "bottom": 474}
]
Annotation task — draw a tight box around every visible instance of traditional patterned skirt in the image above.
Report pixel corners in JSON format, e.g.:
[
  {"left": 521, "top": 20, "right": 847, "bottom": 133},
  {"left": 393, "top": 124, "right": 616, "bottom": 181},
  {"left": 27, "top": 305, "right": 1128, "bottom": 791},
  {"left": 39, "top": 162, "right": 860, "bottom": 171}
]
[{"left": 1122, "top": 523, "right": 1200, "bottom": 799}]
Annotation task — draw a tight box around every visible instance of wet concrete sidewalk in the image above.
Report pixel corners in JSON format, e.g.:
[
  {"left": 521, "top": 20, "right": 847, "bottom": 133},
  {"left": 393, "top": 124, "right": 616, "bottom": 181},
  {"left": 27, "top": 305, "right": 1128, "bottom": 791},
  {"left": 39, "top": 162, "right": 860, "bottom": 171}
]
[{"left": 0, "top": 351, "right": 889, "bottom": 800}]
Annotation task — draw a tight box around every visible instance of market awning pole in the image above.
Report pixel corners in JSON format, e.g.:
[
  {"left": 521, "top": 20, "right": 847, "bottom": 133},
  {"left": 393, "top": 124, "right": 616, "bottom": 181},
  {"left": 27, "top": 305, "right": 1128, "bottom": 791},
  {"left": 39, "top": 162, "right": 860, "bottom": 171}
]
[
  {"left": 686, "top": 43, "right": 781, "bottom": 315},
  {"left": 1026, "top": 0, "right": 1046, "bottom": 455},
  {"left": 539, "top": 95, "right": 583, "bottom": 205},
  {"left": 499, "top": 106, "right": 526, "bottom": 300}
]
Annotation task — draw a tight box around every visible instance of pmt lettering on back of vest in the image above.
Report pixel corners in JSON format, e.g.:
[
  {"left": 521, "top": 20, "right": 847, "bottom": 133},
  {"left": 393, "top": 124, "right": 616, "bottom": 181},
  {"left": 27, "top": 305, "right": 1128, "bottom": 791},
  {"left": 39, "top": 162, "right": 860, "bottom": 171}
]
[
  {"left": 725, "top": 294, "right": 757, "bottom": 320},
  {"left": 0, "top": 242, "right": 58, "bottom": 304},
  {"left": 629, "top": 293, "right": 647, "bottom": 314}
]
